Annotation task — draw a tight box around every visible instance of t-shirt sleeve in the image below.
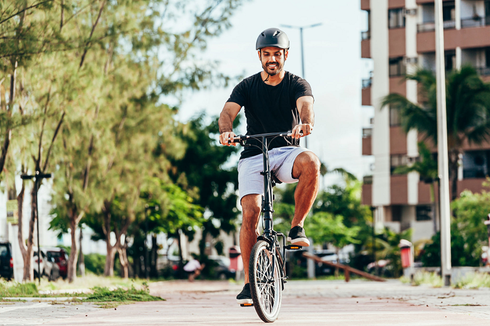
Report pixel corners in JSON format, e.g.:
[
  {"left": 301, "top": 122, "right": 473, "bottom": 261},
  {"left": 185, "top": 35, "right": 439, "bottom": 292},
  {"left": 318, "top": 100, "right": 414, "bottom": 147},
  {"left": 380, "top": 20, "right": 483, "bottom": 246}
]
[
  {"left": 293, "top": 77, "right": 314, "bottom": 102},
  {"left": 227, "top": 80, "right": 248, "bottom": 107}
]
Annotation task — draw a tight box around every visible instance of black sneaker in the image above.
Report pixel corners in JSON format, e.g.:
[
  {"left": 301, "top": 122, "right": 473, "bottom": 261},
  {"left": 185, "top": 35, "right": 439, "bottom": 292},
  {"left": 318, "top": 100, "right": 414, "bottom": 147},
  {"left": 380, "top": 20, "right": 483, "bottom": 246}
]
[
  {"left": 236, "top": 283, "right": 252, "bottom": 305},
  {"left": 287, "top": 226, "right": 310, "bottom": 247}
]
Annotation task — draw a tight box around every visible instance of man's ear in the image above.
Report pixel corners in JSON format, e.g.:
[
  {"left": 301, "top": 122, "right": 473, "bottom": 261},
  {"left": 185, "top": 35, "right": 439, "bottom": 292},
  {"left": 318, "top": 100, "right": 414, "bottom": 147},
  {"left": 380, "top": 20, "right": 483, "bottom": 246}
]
[
  {"left": 258, "top": 50, "right": 261, "bottom": 60},
  {"left": 284, "top": 50, "right": 289, "bottom": 61}
]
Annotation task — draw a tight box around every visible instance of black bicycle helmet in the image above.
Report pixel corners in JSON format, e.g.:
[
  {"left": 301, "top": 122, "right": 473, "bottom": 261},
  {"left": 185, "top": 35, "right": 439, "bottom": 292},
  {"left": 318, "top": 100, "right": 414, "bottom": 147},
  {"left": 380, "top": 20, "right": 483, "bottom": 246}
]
[{"left": 256, "top": 28, "right": 290, "bottom": 50}]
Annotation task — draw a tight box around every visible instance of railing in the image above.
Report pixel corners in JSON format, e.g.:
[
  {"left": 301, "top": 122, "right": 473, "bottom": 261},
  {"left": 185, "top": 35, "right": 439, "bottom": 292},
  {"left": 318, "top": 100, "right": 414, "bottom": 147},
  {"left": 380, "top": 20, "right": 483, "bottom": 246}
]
[
  {"left": 463, "top": 168, "right": 487, "bottom": 179},
  {"left": 363, "top": 175, "right": 373, "bottom": 185},
  {"left": 461, "top": 16, "right": 490, "bottom": 28},
  {"left": 362, "top": 128, "right": 372, "bottom": 138},
  {"left": 389, "top": 64, "right": 406, "bottom": 77},
  {"left": 361, "top": 30, "right": 370, "bottom": 40},
  {"left": 476, "top": 67, "right": 490, "bottom": 76},
  {"left": 362, "top": 78, "right": 372, "bottom": 88},
  {"left": 417, "top": 20, "right": 456, "bottom": 33}
]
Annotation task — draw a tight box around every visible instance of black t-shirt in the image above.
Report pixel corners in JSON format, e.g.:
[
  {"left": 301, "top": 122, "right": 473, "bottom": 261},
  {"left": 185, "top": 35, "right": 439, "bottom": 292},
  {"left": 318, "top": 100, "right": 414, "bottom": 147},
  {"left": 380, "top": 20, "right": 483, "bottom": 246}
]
[{"left": 227, "top": 71, "right": 313, "bottom": 159}]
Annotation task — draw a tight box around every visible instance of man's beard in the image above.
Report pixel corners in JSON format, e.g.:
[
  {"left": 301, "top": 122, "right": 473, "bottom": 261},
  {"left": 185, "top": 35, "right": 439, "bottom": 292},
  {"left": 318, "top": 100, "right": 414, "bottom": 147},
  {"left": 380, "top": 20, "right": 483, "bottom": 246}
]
[{"left": 262, "top": 62, "right": 283, "bottom": 76}]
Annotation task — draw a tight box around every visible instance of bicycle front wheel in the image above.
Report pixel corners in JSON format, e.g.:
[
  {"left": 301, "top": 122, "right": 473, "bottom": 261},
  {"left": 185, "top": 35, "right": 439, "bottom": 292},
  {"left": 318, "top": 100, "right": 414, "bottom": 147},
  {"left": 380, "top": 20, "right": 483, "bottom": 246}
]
[{"left": 249, "top": 240, "right": 282, "bottom": 323}]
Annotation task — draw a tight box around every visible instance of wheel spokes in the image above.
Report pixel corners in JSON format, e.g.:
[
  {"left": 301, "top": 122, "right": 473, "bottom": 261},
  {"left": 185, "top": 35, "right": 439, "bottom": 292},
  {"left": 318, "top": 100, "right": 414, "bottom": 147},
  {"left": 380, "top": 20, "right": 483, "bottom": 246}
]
[{"left": 254, "top": 248, "right": 278, "bottom": 313}]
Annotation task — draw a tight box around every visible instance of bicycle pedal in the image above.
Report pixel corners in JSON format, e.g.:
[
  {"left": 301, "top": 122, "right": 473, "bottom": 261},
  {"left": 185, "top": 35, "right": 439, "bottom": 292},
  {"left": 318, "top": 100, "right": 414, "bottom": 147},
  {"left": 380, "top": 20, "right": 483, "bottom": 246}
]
[
  {"left": 285, "top": 245, "right": 302, "bottom": 250},
  {"left": 240, "top": 303, "right": 254, "bottom": 307}
]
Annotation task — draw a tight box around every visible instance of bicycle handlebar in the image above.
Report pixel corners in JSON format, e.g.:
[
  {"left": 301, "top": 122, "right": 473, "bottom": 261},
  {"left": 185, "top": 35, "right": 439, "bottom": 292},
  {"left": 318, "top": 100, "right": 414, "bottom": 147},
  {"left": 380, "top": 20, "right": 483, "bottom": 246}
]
[{"left": 231, "top": 131, "right": 293, "bottom": 143}]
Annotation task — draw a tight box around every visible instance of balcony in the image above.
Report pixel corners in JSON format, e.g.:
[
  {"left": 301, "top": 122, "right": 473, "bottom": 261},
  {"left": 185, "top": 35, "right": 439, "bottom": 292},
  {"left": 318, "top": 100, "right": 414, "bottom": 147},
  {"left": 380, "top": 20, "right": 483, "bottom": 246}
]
[
  {"left": 391, "top": 175, "right": 408, "bottom": 205},
  {"left": 362, "top": 78, "right": 372, "bottom": 106},
  {"left": 361, "top": 0, "right": 370, "bottom": 11},
  {"left": 361, "top": 183, "right": 372, "bottom": 206},
  {"left": 461, "top": 16, "right": 490, "bottom": 29},
  {"left": 361, "top": 37, "right": 371, "bottom": 58},
  {"left": 362, "top": 128, "right": 372, "bottom": 155},
  {"left": 417, "top": 20, "right": 456, "bottom": 33}
]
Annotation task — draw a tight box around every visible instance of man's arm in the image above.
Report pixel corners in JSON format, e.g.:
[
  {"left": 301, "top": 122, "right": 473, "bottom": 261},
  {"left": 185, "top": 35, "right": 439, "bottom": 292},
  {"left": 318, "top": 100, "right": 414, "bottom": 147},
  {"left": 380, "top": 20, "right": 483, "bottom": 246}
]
[
  {"left": 218, "top": 102, "right": 241, "bottom": 146},
  {"left": 291, "top": 95, "right": 315, "bottom": 139}
]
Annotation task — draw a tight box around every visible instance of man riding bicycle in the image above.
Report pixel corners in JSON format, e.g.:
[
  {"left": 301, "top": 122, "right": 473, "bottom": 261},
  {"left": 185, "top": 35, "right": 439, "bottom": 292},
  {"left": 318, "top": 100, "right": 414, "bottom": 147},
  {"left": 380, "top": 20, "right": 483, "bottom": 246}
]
[{"left": 218, "top": 28, "right": 320, "bottom": 305}]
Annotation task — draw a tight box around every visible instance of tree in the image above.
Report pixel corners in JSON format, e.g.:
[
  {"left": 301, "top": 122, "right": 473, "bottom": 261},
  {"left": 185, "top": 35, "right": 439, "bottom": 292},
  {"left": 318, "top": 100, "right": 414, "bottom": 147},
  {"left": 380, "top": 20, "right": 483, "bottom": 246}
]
[
  {"left": 423, "top": 184, "right": 490, "bottom": 267},
  {"left": 305, "top": 212, "right": 360, "bottom": 276},
  {"left": 47, "top": 0, "right": 246, "bottom": 280},
  {"left": 169, "top": 113, "right": 240, "bottom": 262},
  {"left": 394, "top": 142, "right": 438, "bottom": 233},
  {"left": 382, "top": 66, "right": 490, "bottom": 201}
]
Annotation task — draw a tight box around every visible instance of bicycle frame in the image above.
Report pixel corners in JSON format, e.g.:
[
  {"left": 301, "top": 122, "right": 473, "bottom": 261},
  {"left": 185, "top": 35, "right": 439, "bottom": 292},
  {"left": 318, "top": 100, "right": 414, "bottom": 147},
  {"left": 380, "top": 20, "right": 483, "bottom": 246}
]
[{"left": 235, "top": 131, "right": 294, "bottom": 281}]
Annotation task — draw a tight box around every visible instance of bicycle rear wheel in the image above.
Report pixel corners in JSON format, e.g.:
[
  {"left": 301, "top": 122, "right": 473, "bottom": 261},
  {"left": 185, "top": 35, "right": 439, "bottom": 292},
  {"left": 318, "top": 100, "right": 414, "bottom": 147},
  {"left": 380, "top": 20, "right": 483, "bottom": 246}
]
[{"left": 249, "top": 240, "right": 282, "bottom": 323}]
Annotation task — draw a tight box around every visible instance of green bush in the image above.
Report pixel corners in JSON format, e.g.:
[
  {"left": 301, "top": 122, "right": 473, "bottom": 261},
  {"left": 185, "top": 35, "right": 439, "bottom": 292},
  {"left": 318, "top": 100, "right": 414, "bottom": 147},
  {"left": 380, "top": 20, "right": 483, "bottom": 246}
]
[
  {"left": 0, "top": 282, "right": 38, "bottom": 297},
  {"left": 84, "top": 254, "right": 106, "bottom": 275}
]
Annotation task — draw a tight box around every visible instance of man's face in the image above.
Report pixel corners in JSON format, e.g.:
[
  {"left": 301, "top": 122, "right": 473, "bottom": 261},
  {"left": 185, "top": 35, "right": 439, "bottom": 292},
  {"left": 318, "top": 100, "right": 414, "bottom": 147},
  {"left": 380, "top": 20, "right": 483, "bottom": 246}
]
[{"left": 258, "top": 47, "right": 288, "bottom": 76}]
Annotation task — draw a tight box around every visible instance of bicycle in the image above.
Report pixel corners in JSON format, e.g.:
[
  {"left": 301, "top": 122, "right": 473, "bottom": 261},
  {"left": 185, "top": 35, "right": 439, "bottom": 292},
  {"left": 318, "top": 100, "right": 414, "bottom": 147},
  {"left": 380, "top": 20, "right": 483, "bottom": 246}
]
[{"left": 232, "top": 131, "right": 304, "bottom": 323}]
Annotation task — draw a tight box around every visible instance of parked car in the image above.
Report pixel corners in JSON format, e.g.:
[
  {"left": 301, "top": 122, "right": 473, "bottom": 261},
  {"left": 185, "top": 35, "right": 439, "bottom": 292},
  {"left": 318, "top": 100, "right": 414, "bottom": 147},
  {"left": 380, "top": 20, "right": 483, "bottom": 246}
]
[
  {"left": 45, "top": 247, "right": 68, "bottom": 279},
  {"left": 0, "top": 242, "right": 13, "bottom": 280},
  {"left": 32, "top": 248, "right": 59, "bottom": 281}
]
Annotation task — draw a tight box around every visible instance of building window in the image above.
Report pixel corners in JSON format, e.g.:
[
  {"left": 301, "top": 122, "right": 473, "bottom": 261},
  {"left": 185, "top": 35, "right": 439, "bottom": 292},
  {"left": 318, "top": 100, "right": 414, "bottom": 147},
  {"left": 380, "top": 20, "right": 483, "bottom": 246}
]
[
  {"left": 445, "top": 51, "right": 455, "bottom": 72},
  {"left": 391, "top": 155, "right": 408, "bottom": 174},
  {"left": 462, "top": 150, "right": 490, "bottom": 179},
  {"left": 390, "top": 106, "right": 401, "bottom": 126},
  {"left": 442, "top": 2, "right": 455, "bottom": 22},
  {"left": 388, "top": 8, "right": 405, "bottom": 29},
  {"left": 389, "top": 57, "right": 406, "bottom": 77},
  {"left": 416, "top": 205, "right": 432, "bottom": 221}
]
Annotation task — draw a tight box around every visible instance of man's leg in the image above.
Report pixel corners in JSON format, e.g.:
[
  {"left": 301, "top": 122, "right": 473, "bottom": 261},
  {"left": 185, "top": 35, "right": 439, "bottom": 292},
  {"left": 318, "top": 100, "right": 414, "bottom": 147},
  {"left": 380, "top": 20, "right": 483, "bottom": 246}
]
[
  {"left": 291, "top": 151, "right": 320, "bottom": 228},
  {"left": 239, "top": 194, "right": 262, "bottom": 284}
]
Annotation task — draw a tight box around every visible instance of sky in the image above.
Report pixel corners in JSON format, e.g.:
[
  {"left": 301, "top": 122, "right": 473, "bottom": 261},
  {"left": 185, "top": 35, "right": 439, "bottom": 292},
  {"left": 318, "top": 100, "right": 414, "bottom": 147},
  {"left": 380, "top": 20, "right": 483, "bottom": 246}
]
[{"left": 177, "top": 0, "right": 374, "bottom": 184}]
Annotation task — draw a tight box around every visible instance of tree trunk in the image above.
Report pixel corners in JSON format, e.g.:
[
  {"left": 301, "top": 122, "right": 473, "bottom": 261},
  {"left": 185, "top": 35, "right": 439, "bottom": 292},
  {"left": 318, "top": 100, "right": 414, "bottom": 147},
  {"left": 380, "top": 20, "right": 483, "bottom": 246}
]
[
  {"left": 24, "top": 185, "right": 37, "bottom": 282},
  {"left": 150, "top": 235, "right": 157, "bottom": 278},
  {"left": 17, "top": 179, "right": 27, "bottom": 279},
  {"left": 103, "top": 202, "right": 114, "bottom": 276},
  {"left": 67, "top": 214, "right": 79, "bottom": 283},
  {"left": 449, "top": 150, "right": 460, "bottom": 202},
  {"left": 104, "top": 243, "right": 116, "bottom": 277},
  {"left": 78, "top": 226, "right": 85, "bottom": 277},
  {"left": 117, "top": 245, "right": 129, "bottom": 279}
]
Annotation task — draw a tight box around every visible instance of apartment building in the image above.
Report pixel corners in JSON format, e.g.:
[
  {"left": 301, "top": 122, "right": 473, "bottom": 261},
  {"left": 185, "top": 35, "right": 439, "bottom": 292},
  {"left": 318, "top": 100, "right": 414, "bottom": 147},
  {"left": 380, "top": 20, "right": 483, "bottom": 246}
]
[{"left": 361, "top": 0, "right": 490, "bottom": 242}]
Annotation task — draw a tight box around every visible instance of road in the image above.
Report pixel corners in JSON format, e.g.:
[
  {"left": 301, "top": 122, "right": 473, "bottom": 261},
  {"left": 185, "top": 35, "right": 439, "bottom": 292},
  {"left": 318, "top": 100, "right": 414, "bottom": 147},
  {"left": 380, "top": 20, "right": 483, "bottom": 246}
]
[{"left": 0, "top": 279, "right": 489, "bottom": 325}]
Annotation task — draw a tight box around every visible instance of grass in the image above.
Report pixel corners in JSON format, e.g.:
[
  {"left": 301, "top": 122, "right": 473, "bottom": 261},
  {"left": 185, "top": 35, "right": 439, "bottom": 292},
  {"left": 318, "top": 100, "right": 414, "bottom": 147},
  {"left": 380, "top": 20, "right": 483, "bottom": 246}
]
[
  {"left": 400, "top": 271, "right": 490, "bottom": 289},
  {"left": 399, "top": 272, "right": 443, "bottom": 288},
  {"left": 84, "top": 284, "right": 165, "bottom": 308},
  {"left": 453, "top": 272, "right": 490, "bottom": 289},
  {"left": 0, "top": 275, "right": 165, "bottom": 308},
  {"left": 37, "top": 272, "right": 149, "bottom": 293}
]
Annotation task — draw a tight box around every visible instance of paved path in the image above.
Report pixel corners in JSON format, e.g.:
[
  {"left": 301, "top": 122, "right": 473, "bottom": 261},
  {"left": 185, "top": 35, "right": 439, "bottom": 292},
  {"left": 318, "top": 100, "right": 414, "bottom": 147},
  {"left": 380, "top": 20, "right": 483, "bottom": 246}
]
[{"left": 0, "top": 280, "right": 489, "bottom": 325}]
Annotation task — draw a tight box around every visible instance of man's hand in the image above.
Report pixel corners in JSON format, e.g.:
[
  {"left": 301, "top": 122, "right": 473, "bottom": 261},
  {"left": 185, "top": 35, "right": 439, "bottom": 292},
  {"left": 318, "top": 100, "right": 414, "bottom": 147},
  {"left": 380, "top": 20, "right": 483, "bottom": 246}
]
[
  {"left": 291, "top": 123, "right": 313, "bottom": 139},
  {"left": 219, "top": 131, "right": 238, "bottom": 146}
]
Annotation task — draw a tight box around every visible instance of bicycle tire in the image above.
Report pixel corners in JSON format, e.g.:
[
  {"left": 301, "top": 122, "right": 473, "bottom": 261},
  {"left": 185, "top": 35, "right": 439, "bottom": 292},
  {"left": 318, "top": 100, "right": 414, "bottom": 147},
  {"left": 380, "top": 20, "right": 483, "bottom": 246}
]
[{"left": 249, "top": 240, "right": 282, "bottom": 323}]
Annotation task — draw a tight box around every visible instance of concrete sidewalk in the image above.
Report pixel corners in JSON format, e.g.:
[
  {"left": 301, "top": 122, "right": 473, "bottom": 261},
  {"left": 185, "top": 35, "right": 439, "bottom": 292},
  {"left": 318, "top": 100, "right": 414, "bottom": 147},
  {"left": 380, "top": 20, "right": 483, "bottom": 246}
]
[{"left": 0, "top": 279, "right": 489, "bottom": 325}]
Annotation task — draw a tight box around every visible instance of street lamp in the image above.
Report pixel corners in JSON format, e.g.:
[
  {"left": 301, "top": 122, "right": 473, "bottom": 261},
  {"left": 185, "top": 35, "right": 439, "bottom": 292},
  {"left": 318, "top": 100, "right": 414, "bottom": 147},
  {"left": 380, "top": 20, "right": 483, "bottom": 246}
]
[
  {"left": 434, "top": 0, "right": 452, "bottom": 287},
  {"left": 21, "top": 171, "right": 52, "bottom": 284},
  {"left": 144, "top": 204, "right": 159, "bottom": 279},
  {"left": 281, "top": 23, "right": 322, "bottom": 149}
]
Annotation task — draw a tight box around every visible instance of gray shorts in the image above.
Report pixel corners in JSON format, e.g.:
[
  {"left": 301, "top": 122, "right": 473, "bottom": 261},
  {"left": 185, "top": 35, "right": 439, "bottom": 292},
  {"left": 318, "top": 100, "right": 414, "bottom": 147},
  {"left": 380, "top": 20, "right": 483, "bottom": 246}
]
[{"left": 238, "top": 146, "right": 309, "bottom": 203}]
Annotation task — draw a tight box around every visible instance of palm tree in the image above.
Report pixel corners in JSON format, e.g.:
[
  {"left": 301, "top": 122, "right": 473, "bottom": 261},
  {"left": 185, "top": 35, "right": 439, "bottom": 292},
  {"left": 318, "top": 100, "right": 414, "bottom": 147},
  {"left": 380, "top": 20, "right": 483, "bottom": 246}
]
[
  {"left": 394, "top": 142, "right": 438, "bottom": 233},
  {"left": 382, "top": 66, "right": 490, "bottom": 201}
]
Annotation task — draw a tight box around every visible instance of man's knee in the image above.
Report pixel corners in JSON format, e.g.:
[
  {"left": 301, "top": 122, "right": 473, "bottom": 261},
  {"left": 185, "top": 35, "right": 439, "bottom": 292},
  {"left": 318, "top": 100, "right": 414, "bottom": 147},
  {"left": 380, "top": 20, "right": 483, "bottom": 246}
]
[
  {"left": 293, "top": 152, "right": 321, "bottom": 179},
  {"left": 241, "top": 195, "right": 261, "bottom": 230}
]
